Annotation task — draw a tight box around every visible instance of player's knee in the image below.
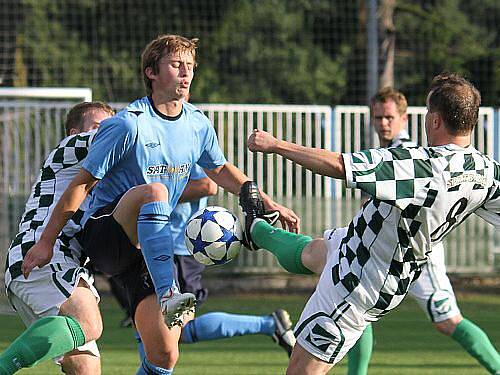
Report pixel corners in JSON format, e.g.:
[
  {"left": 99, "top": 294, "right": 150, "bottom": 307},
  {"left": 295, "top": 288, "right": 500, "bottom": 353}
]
[
  {"left": 60, "top": 352, "right": 101, "bottom": 375},
  {"left": 83, "top": 319, "right": 103, "bottom": 342},
  {"left": 141, "top": 182, "right": 169, "bottom": 203},
  {"left": 61, "top": 284, "right": 103, "bottom": 342},
  {"left": 146, "top": 346, "right": 179, "bottom": 370},
  {"left": 74, "top": 312, "right": 103, "bottom": 342},
  {"left": 301, "top": 239, "right": 327, "bottom": 274},
  {"left": 433, "top": 315, "right": 462, "bottom": 336},
  {"left": 286, "top": 363, "right": 304, "bottom": 375}
]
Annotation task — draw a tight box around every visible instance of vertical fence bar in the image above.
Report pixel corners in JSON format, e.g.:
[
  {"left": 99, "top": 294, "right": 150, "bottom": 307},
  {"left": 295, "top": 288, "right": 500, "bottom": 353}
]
[{"left": 276, "top": 112, "right": 283, "bottom": 198}]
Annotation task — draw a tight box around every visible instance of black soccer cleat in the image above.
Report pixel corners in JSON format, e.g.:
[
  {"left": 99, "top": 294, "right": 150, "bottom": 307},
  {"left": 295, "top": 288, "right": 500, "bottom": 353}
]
[
  {"left": 238, "top": 181, "right": 279, "bottom": 251},
  {"left": 271, "top": 309, "right": 296, "bottom": 357}
]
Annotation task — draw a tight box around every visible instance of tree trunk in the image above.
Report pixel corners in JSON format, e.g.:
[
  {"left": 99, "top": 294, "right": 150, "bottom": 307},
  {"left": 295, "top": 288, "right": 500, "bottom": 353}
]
[{"left": 379, "top": 0, "right": 396, "bottom": 88}]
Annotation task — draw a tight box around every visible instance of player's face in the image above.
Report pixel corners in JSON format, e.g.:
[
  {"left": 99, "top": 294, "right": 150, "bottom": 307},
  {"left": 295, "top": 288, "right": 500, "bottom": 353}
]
[
  {"left": 371, "top": 100, "right": 407, "bottom": 147},
  {"left": 151, "top": 51, "right": 195, "bottom": 99}
]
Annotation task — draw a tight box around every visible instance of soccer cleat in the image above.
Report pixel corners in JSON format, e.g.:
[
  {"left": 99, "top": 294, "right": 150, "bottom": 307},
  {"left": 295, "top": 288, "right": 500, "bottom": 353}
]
[
  {"left": 271, "top": 309, "right": 296, "bottom": 357},
  {"left": 160, "top": 288, "right": 196, "bottom": 328},
  {"left": 238, "top": 181, "right": 279, "bottom": 251}
]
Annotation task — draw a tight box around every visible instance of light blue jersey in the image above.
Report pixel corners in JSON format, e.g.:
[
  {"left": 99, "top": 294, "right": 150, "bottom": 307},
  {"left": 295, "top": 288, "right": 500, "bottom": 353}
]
[
  {"left": 171, "top": 165, "right": 209, "bottom": 256},
  {"left": 82, "top": 97, "right": 226, "bottom": 223}
]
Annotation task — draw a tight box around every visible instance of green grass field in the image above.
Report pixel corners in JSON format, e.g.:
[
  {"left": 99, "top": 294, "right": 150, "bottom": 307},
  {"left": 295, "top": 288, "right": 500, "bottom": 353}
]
[{"left": 1, "top": 291, "right": 499, "bottom": 374}]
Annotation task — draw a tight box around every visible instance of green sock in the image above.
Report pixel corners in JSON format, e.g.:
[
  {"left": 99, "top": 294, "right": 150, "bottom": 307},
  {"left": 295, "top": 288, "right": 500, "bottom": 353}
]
[
  {"left": 251, "top": 220, "right": 313, "bottom": 275},
  {"left": 0, "top": 316, "right": 86, "bottom": 375},
  {"left": 451, "top": 318, "right": 500, "bottom": 374},
  {"left": 347, "top": 324, "right": 373, "bottom": 375}
]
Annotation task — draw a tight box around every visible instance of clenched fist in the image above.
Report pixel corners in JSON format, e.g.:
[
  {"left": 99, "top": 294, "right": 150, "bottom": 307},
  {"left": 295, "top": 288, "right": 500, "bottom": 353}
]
[{"left": 247, "top": 129, "right": 279, "bottom": 153}]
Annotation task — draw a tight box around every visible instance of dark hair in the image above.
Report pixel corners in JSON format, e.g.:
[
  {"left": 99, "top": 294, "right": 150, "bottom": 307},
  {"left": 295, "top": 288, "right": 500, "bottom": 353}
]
[
  {"left": 370, "top": 87, "right": 407, "bottom": 115},
  {"left": 428, "top": 73, "right": 481, "bottom": 136},
  {"left": 141, "top": 34, "right": 198, "bottom": 95},
  {"left": 65, "top": 101, "right": 114, "bottom": 135}
]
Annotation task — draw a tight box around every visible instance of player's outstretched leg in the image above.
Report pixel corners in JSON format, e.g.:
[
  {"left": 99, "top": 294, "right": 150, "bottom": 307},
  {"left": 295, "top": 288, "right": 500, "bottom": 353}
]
[
  {"left": 160, "top": 308, "right": 296, "bottom": 357},
  {"left": 135, "top": 310, "right": 295, "bottom": 357},
  {"left": 239, "top": 181, "right": 313, "bottom": 275}
]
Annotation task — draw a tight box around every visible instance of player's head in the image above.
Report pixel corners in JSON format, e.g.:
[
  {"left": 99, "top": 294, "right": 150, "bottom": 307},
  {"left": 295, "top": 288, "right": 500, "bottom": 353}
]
[
  {"left": 65, "top": 101, "right": 115, "bottom": 136},
  {"left": 141, "top": 34, "right": 198, "bottom": 97},
  {"left": 425, "top": 73, "right": 480, "bottom": 141},
  {"left": 370, "top": 87, "right": 408, "bottom": 147}
]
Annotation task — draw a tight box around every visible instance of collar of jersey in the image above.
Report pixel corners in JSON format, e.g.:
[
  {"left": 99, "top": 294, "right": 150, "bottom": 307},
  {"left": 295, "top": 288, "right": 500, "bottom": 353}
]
[
  {"left": 437, "top": 143, "right": 473, "bottom": 151},
  {"left": 148, "top": 96, "right": 183, "bottom": 121}
]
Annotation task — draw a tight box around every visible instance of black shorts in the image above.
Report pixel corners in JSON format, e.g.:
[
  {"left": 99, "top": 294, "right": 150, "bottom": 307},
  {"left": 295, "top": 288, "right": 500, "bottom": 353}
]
[
  {"left": 82, "top": 199, "right": 154, "bottom": 319},
  {"left": 173, "top": 255, "right": 208, "bottom": 306}
]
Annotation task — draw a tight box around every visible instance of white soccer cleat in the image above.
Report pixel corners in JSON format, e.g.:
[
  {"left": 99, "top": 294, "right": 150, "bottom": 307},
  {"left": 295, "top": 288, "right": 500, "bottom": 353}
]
[{"left": 160, "top": 288, "right": 196, "bottom": 328}]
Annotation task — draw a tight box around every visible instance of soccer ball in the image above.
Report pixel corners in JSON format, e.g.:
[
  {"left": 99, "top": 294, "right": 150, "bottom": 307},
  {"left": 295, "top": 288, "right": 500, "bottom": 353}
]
[{"left": 184, "top": 206, "right": 243, "bottom": 266}]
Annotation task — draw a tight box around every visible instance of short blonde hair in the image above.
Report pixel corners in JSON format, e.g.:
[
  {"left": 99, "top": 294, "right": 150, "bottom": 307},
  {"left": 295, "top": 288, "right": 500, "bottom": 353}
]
[
  {"left": 141, "top": 34, "right": 198, "bottom": 95},
  {"left": 370, "top": 87, "right": 408, "bottom": 115}
]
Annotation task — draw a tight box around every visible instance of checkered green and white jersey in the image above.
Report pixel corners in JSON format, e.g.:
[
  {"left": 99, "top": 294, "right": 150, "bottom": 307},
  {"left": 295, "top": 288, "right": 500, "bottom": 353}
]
[
  {"left": 4, "top": 130, "right": 96, "bottom": 288},
  {"left": 333, "top": 144, "right": 500, "bottom": 318}
]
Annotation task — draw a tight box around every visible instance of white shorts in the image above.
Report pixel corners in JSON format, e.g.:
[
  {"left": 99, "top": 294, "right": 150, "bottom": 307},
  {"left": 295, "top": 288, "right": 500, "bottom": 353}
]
[
  {"left": 7, "top": 265, "right": 100, "bottom": 359},
  {"left": 294, "top": 228, "right": 370, "bottom": 364},
  {"left": 408, "top": 242, "right": 460, "bottom": 323}
]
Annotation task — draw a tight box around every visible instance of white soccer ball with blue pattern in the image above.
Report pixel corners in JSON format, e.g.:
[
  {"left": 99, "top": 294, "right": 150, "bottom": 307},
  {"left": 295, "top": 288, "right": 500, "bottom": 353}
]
[{"left": 184, "top": 206, "right": 243, "bottom": 266}]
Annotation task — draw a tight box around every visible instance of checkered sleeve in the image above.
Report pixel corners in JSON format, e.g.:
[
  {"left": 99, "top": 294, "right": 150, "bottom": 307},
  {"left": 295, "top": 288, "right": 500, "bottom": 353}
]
[
  {"left": 47, "top": 131, "right": 95, "bottom": 167},
  {"left": 475, "top": 166, "right": 500, "bottom": 228},
  {"left": 342, "top": 147, "right": 434, "bottom": 209},
  {"left": 29, "top": 131, "right": 95, "bottom": 218}
]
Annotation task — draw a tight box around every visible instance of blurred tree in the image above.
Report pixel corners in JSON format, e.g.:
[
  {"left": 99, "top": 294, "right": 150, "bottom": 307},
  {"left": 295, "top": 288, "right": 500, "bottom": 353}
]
[
  {"left": 395, "top": 0, "right": 491, "bottom": 105},
  {"left": 16, "top": 0, "right": 95, "bottom": 90},
  {"left": 193, "top": 0, "right": 350, "bottom": 104},
  {"left": 7, "top": 0, "right": 499, "bottom": 106},
  {"left": 460, "top": 0, "right": 500, "bottom": 106}
]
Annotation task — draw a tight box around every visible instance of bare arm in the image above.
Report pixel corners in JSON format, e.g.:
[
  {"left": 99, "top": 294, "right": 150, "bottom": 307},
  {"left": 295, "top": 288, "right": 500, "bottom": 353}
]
[
  {"left": 178, "top": 177, "right": 218, "bottom": 203},
  {"left": 204, "top": 163, "right": 249, "bottom": 195},
  {"left": 247, "top": 129, "right": 346, "bottom": 179},
  {"left": 22, "top": 168, "right": 98, "bottom": 278},
  {"left": 205, "top": 162, "right": 300, "bottom": 232}
]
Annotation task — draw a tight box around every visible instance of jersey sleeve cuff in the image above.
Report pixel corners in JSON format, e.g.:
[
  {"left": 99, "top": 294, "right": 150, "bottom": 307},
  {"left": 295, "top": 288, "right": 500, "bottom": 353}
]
[
  {"left": 81, "top": 163, "right": 104, "bottom": 180},
  {"left": 342, "top": 153, "right": 356, "bottom": 189}
]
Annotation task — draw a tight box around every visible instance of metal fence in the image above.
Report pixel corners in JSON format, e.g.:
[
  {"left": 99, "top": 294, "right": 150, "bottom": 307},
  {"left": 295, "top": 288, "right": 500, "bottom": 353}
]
[
  {"left": 0, "top": 101, "right": 498, "bottom": 276},
  {"left": 0, "top": 100, "right": 77, "bottom": 273}
]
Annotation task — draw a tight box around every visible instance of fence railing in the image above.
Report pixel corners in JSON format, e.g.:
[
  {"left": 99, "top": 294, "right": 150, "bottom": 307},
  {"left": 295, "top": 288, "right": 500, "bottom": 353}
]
[{"left": 0, "top": 101, "right": 498, "bottom": 275}]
